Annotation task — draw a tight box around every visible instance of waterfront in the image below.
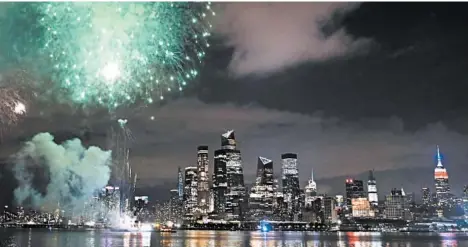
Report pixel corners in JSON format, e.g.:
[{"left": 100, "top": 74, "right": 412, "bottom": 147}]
[{"left": 0, "top": 230, "right": 467, "bottom": 247}]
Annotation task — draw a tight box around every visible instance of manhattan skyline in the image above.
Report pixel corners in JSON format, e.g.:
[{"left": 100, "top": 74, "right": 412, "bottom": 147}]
[{"left": 1, "top": 2, "right": 468, "bottom": 204}]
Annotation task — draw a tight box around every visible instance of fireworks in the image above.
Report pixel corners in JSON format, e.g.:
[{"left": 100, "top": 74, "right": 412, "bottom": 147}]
[
  {"left": 0, "top": 88, "right": 27, "bottom": 126},
  {"left": 36, "top": 2, "right": 213, "bottom": 109},
  {"left": 0, "top": 2, "right": 213, "bottom": 109}
]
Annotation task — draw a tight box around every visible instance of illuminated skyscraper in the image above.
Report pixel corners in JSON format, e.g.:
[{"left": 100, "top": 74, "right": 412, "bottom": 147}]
[
  {"left": 345, "top": 179, "right": 365, "bottom": 213},
  {"left": 177, "top": 167, "right": 183, "bottom": 201},
  {"left": 434, "top": 145, "right": 450, "bottom": 206},
  {"left": 463, "top": 185, "right": 468, "bottom": 216},
  {"left": 384, "top": 188, "right": 410, "bottom": 220},
  {"left": 304, "top": 169, "right": 317, "bottom": 207},
  {"left": 249, "top": 157, "right": 275, "bottom": 220},
  {"left": 212, "top": 150, "right": 228, "bottom": 217},
  {"left": 169, "top": 189, "right": 182, "bottom": 223},
  {"left": 196, "top": 146, "right": 210, "bottom": 214},
  {"left": 221, "top": 130, "right": 247, "bottom": 220},
  {"left": 367, "top": 170, "right": 378, "bottom": 207},
  {"left": 421, "top": 187, "right": 431, "bottom": 206},
  {"left": 183, "top": 167, "right": 198, "bottom": 220},
  {"left": 281, "top": 153, "right": 301, "bottom": 220}
]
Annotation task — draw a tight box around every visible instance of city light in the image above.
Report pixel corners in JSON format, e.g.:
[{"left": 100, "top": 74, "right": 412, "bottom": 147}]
[{"left": 2, "top": 133, "right": 466, "bottom": 233}]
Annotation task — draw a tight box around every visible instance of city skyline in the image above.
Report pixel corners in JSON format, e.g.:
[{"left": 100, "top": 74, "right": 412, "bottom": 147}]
[
  {"left": 1, "top": 2, "right": 468, "bottom": 206},
  {"left": 171, "top": 131, "right": 461, "bottom": 204},
  {"left": 163, "top": 133, "right": 466, "bottom": 224}
]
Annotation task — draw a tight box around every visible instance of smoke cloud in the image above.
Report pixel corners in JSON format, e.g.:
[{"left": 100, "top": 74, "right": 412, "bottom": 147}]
[
  {"left": 215, "top": 3, "right": 371, "bottom": 76},
  {"left": 12, "top": 132, "right": 112, "bottom": 215}
]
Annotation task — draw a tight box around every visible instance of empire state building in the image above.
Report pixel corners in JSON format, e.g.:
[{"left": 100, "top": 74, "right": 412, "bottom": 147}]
[{"left": 434, "top": 145, "right": 451, "bottom": 206}]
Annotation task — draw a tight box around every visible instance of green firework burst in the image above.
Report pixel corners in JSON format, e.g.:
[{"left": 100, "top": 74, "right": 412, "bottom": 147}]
[{"left": 35, "top": 2, "right": 213, "bottom": 108}]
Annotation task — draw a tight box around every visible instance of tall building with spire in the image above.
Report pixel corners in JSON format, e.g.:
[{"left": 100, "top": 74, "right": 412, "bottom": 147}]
[
  {"left": 220, "top": 130, "right": 247, "bottom": 220},
  {"left": 434, "top": 145, "right": 451, "bottom": 206},
  {"left": 196, "top": 146, "right": 210, "bottom": 215},
  {"left": 304, "top": 169, "right": 317, "bottom": 207},
  {"left": 281, "top": 153, "right": 301, "bottom": 220},
  {"left": 367, "top": 170, "right": 378, "bottom": 207}
]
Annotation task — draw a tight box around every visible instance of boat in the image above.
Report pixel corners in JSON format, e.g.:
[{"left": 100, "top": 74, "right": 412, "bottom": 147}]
[{"left": 156, "top": 229, "right": 177, "bottom": 233}]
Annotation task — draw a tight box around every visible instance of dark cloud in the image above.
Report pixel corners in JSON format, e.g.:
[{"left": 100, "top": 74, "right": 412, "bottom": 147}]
[
  {"left": 214, "top": 3, "right": 371, "bottom": 76},
  {"left": 6, "top": 98, "right": 466, "bottom": 193}
]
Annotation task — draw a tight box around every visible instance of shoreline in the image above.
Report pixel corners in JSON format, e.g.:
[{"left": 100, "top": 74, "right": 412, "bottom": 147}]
[{"left": 0, "top": 224, "right": 465, "bottom": 233}]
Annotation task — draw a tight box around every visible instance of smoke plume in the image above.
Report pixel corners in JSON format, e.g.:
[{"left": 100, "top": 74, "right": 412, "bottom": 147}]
[
  {"left": 12, "top": 132, "right": 112, "bottom": 215},
  {"left": 214, "top": 3, "right": 371, "bottom": 77}
]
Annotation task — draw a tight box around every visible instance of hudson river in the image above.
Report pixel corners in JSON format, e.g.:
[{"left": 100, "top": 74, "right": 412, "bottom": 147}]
[{"left": 0, "top": 229, "right": 467, "bottom": 247}]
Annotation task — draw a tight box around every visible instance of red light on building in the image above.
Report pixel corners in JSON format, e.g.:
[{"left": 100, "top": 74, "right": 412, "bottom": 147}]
[
  {"left": 346, "top": 179, "right": 354, "bottom": 183},
  {"left": 434, "top": 170, "right": 448, "bottom": 179}
]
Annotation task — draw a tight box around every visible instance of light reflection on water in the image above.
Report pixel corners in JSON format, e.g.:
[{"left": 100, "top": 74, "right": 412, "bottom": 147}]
[{"left": 0, "top": 230, "right": 467, "bottom": 247}]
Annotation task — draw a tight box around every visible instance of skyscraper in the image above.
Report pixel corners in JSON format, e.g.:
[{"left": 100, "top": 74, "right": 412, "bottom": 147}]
[
  {"left": 434, "top": 145, "right": 451, "bottom": 206},
  {"left": 384, "top": 188, "right": 410, "bottom": 220},
  {"left": 281, "top": 153, "right": 301, "bottom": 220},
  {"left": 421, "top": 187, "right": 431, "bottom": 206},
  {"left": 367, "top": 170, "right": 378, "bottom": 207},
  {"left": 212, "top": 149, "right": 228, "bottom": 217},
  {"left": 183, "top": 167, "right": 198, "bottom": 220},
  {"left": 345, "top": 179, "right": 365, "bottom": 212},
  {"left": 463, "top": 185, "right": 468, "bottom": 216},
  {"left": 196, "top": 146, "right": 210, "bottom": 214},
  {"left": 169, "top": 189, "right": 182, "bottom": 223},
  {"left": 221, "top": 130, "right": 247, "bottom": 220},
  {"left": 323, "top": 197, "right": 338, "bottom": 224},
  {"left": 249, "top": 157, "right": 275, "bottom": 220},
  {"left": 352, "top": 198, "right": 373, "bottom": 218},
  {"left": 304, "top": 169, "right": 317, "bottom": 207},
  {"left": 177, "top": 167, "right": 183, "bottom": 201}
]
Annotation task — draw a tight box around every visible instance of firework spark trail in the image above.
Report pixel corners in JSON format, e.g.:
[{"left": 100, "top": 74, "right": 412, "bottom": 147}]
[{"left": 0, "top": 2, "right": 214, "bottom": 110}]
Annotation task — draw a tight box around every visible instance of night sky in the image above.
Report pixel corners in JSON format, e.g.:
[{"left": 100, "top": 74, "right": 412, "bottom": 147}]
[{"left": 2, "top": 2, "right": 468, "bottom": 203}]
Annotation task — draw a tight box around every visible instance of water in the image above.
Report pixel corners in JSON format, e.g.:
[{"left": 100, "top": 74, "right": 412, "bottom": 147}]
[{"left": 0, "top": 229, "right": 467, "bottom": 247}]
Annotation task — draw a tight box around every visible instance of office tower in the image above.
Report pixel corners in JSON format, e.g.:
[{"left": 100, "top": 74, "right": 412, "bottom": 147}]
[
  {"left": 421, "top": 187, "right": 431, "bottom": 206},
  {"left": 323, "top": 197, "right": 338, "bottom": 224},
  {"left": 249, "top": 157, "right": 275, "bottom": 220},
  {"left": 169, "top": 189, "right": 182, "bottom": 222},
  {"left": 463, "top": 185, "right": 468, "bottom": 216},
  {"left": 281, "top": 153, "right": 301, "bottom": 220},
  {"left": 434, "top": 146, "right": 451, "bottom": 206},
  {"left": 221, "top": 130, "right": 247, "bottom": 220},
  {"left": 134, "top": 196, "right": 150, "bottom": 221},
  {"left": 367, "top": 170, "right": 378, "bottom": 207},
  {"left": 345, "top": 179, "right": 365, "bottom": 208},
  {"left": 183, "top": 167, "right": 198, "bottom": 220},
  {"left": 212, "top": 149, "right": 227, "bottom": 217},
  {"left": 177, "top": 167, "right": 184, "bottom": 201},
  {"left": 335, "top": 195, "right": 344, "bottom": 207},
  {"left": 304, "top": 169, "right": 318, "bottom": 207},
  {"left": 134, "top": 196, "right": 149, "bottom": 211},
  {"left": 351, "top": 198, "right": 374, "bottom": 218},
  {"left": 272, "top": 179, "right": 286, "bottom": 220},
  {"left": 196, "top": 146, "right": 210, "bottom": 214},
  {"left": 384, "top": 188, "right": 410, "bottom": 220}
]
